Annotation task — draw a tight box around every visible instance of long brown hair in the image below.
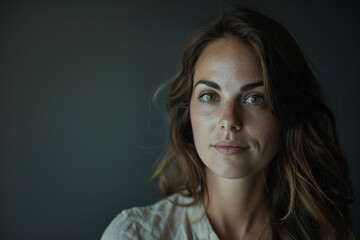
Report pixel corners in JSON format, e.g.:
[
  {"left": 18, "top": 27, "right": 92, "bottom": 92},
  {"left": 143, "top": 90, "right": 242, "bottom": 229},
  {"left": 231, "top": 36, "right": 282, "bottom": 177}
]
[{"left": 152, "top": 7, "right": 354, "bottom": 240}]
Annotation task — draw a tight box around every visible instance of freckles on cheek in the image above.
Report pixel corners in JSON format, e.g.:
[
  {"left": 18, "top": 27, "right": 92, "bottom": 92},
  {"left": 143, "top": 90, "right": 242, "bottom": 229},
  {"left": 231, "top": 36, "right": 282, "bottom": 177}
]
[
  {"left": 197, "top": 109, "right": 217, "bottom": 130},
  {"left": 245, "top": 113, "right": 262, "bottom": 130},
  {"left": 191, "top": 106, "right": 217, "bottom": 140},
  {"left": 247, "top": 113, "right": 279, "bottom": 137}
]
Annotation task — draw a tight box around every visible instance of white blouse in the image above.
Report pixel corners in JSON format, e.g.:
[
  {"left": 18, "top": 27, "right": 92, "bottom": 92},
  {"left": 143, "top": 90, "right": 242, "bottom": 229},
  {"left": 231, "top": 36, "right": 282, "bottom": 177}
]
[
  {"left": 101, "top": 193, "right": 356, "bottom": 240},
  {"left": 101, "top": 193, "right": 219, "bottom": 240}
]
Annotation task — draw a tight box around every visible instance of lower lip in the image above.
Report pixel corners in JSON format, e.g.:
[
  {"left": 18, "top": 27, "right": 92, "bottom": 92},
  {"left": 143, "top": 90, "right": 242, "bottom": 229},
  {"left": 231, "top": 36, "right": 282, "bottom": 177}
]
[{"left": 213, "top": 146, "right": 249, "bottom": 155}]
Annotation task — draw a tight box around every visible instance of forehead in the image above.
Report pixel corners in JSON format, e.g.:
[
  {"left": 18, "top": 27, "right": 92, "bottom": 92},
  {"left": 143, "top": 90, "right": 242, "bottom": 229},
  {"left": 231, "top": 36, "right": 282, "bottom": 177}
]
[{"left": 193, "top": 38, "right": 262, "bottom": 87}]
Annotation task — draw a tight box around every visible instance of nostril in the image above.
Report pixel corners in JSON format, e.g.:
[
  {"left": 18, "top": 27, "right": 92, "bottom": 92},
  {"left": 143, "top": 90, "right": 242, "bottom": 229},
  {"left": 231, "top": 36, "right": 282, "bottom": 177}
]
[
  {"left": 231, "top": 123, "right": 241, "bottom": 131},
  {"left": 220, "top": 120, "right": 241, "bottom": 132}
]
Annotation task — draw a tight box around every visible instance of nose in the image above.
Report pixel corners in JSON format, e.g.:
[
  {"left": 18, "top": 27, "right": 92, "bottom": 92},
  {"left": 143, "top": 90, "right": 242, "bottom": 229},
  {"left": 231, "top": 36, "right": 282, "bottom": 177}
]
[{"left": 219, "top": 99, "right": 242, "bottom": 132}]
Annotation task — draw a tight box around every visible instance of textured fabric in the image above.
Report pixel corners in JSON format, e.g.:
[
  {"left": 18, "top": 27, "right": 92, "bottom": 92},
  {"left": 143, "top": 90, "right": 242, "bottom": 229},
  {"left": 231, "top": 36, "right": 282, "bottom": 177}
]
[
  {"left": 101, "top": 193, "right": 219, "bottom": 240},
  {"left": 101, "top": 193, "right": 356, "bottom": 240}
]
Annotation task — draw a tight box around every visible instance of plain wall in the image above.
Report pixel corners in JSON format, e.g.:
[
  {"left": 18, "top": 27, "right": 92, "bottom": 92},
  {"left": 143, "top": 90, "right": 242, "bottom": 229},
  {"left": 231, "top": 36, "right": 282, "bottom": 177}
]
[{"left": 1, "top": 0, "right": 359, "bottom": 239}]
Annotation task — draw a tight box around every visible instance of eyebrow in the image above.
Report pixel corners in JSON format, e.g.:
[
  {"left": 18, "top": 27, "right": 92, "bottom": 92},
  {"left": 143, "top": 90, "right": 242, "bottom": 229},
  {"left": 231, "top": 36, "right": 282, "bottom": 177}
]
[
  {"left": 194, "top": 80, "right": 264, "bottom": 92},
  {"left": 194, "top": 80, "right": 221, "bottom": 90},
  {"left": 240, "top": 81, "right": 264, "bottom": 92}
]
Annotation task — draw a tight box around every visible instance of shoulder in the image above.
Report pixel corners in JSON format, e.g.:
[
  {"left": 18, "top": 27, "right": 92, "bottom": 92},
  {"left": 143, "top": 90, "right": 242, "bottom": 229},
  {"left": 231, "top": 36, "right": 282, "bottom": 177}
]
[
  {"left": 100, "top": 208, "right": 138, "bottom": 240},
  {"left": 100, "top": 193, "right": 207, "bottom": 240}
]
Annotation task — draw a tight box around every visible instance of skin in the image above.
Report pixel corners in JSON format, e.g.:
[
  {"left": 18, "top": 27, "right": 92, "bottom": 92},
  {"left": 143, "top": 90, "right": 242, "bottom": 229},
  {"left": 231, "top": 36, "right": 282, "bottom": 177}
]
[{"left": 189, "top": 38, "right": 281, "bottom": 239}]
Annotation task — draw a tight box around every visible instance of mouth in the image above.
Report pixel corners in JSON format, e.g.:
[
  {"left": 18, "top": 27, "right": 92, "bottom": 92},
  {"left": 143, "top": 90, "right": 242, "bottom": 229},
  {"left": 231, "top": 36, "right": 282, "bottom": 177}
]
[{"left": 212, "top": 141, "right": 250, "bottom": 155}]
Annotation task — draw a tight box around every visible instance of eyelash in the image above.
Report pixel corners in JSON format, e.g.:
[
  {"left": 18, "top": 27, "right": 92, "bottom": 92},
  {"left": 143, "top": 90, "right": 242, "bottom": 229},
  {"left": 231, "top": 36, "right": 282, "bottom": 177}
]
[
  {"left": 244, "top": 94, "right": 264, "bottom": 105},
  {"left": 198, "top": 92, "right": 219, "bottom": 104},
  {"left": 198, "top": 92, "right": 265, "bottom": 106}
]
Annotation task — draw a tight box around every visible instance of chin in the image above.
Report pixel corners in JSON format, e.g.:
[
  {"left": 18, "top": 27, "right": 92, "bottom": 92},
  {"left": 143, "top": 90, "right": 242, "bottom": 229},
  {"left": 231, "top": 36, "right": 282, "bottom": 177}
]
[
  {"left": 208, "top": 163, "right": 266, "bottom": 180},
  {"left": 208, "top": 166, "right": 253, "bottom": 179}
]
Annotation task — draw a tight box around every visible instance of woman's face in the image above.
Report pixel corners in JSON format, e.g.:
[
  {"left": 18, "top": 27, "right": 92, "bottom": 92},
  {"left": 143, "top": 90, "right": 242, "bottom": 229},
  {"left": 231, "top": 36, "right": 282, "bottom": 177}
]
[{"left": 190, "top": 38, "right": 281, "bottom": 179}]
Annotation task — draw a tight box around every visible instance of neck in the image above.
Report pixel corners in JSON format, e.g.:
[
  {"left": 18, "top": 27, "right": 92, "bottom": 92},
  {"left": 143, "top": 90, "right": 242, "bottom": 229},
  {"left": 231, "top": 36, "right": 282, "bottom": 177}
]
[{"left": 204, "top": 169, "right": 270, "bottom": 239}]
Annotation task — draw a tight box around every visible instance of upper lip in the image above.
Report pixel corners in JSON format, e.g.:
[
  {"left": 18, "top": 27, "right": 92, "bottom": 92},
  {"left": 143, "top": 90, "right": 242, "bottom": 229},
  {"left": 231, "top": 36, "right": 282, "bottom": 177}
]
[{"left": 212, "top": 140, "right": 249, "bottom": 148}]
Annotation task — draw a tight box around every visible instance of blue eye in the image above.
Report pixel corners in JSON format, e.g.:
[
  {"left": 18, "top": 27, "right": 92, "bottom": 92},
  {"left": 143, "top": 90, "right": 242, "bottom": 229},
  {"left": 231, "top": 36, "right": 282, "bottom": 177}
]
[
  {"left": 244, "top": 94, "right": 264, "bottom": 105},
  {"left": 199, "top": 93, "right": 218, "bottom": 103}
]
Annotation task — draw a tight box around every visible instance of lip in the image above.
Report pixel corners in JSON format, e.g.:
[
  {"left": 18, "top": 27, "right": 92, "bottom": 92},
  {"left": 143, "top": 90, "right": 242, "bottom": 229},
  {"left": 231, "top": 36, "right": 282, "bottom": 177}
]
[{"left": 212, "top": 141, "right": 249, "bottom": 155}]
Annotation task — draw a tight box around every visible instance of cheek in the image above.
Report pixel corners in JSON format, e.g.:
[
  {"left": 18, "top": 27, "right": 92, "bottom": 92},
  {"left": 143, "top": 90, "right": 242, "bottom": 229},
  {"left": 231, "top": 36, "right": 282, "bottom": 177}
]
[
  {"left": 190, "top": 102, "right": 217, "bottom": 144},
  {"left": 247, "top": 113, "right": 281, "bottom": 151},
  {"left": 190, "top": 101, "right": 201, "bottom": 143}
]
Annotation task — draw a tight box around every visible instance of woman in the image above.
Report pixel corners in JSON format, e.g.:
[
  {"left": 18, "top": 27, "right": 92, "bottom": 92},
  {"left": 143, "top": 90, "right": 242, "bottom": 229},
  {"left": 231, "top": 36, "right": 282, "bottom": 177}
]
[{"left": 102, "top": 7, "right": 354, "bottom": 240}]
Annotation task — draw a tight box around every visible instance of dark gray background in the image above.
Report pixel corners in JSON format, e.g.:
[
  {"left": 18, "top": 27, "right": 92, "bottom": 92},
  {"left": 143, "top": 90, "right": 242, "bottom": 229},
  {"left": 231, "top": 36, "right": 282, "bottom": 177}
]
[{"left": 1, "top": 0, "right": 359, "bottom": 239}]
